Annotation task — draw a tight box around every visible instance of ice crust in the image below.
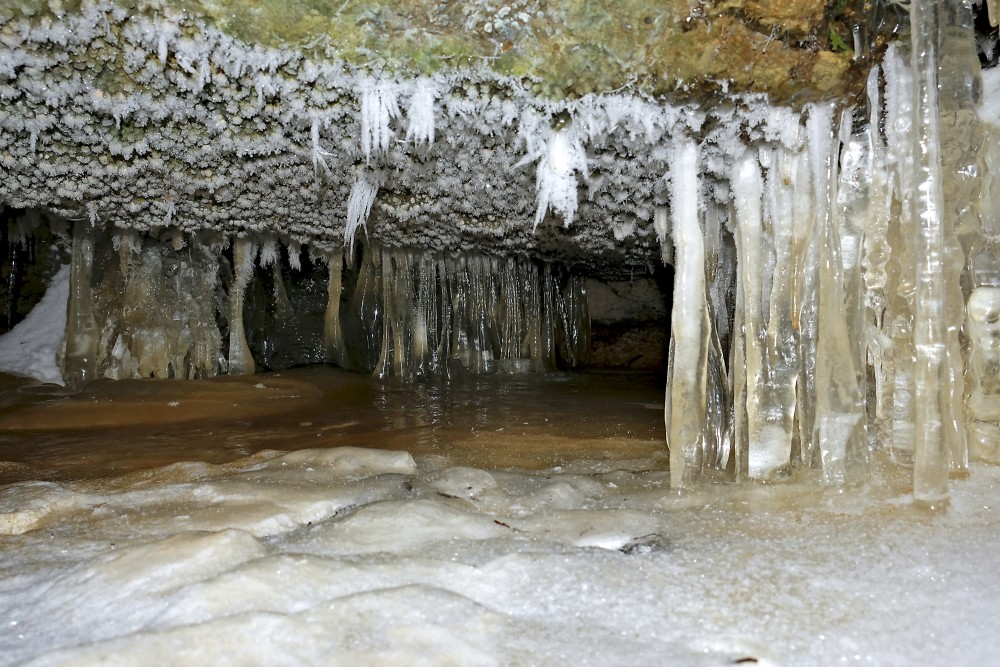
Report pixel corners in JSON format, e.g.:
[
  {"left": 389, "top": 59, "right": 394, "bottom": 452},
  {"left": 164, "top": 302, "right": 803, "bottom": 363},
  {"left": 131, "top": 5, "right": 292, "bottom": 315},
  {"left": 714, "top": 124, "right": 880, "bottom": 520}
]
[{"left": 1, "top": 445, "right": 999, "bottom": 666}]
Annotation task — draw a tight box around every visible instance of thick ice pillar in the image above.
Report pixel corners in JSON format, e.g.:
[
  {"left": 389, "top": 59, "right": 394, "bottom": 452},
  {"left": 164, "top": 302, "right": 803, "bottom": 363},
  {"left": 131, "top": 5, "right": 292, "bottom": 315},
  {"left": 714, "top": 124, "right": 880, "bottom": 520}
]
[
  {"left": 812, "top": 105, "right": 867, "bottom": 484},
  {"left": 909, "top": 0, "right": 952, "bottom": 504},
  {"left": 665, "top": 140, "right": 714, "bottom": 488}
]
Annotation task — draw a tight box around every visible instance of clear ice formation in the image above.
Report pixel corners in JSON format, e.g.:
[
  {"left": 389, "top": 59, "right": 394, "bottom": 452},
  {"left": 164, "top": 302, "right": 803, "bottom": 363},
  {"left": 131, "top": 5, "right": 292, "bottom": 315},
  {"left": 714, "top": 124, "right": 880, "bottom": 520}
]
[
  {"left": 59, "top": 231, "right": 589, "bottom": 382},
  {"left": 3, "top": 0, "right": 1000, "bottom": 498},
  {"left": 664, "top": 0, "right": 996, "bottom": 500}
]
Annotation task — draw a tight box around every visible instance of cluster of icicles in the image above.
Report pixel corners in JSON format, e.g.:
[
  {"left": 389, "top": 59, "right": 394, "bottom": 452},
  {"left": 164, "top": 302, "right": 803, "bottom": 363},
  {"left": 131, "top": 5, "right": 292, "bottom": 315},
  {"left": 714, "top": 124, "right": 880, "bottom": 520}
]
[
  {"left": 60, "top": 228, "right": 590, "bottom": 386},
  {"left": 666, "top": 0, "right": 1000, "bottom": 502}
]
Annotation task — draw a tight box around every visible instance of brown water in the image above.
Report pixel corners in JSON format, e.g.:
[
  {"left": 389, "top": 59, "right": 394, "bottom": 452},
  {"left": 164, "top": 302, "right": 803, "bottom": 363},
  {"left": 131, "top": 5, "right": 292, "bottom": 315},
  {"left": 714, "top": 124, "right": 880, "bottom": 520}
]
[{"left": 0, "top": 367, "right": 668, "bottom": 484}]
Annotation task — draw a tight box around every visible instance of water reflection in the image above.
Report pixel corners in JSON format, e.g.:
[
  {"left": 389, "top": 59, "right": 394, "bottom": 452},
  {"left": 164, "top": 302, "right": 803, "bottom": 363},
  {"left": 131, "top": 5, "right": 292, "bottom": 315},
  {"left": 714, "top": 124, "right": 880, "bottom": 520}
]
[{"left": 0, "top": 367, "right": 667, "bottom": 484}]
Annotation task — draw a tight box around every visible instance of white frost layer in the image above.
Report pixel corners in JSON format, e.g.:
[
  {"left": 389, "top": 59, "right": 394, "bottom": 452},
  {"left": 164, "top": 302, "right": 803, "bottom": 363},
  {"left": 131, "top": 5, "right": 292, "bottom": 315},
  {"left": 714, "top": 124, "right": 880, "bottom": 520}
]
[
  {"left": 2, "top": 445, "right": 999, "bottom": 666},
  {"left": 0, "top": 265, "right": 69, "bottom": 385}
]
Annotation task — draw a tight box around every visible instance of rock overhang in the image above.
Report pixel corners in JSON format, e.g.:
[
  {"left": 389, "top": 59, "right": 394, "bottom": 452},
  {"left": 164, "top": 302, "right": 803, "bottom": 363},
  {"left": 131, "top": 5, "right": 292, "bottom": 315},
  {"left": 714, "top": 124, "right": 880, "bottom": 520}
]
[{"left": 0, "top": 0, "right": 862, "bottom": 277}]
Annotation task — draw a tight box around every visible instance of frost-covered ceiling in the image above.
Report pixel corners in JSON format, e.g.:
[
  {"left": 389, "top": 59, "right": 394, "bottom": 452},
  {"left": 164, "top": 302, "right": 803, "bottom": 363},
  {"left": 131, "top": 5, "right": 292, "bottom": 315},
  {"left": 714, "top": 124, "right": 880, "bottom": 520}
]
[{"left": 0, "top": 0, "right": 863, "bottom": 274}]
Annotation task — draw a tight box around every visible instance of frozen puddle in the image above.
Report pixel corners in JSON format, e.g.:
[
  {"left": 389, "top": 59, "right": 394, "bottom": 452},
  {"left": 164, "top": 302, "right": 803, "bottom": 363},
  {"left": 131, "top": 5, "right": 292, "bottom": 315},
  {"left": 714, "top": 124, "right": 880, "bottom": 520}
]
[{"left": 1, "top": 445, "right": 999, "bottom": 666}]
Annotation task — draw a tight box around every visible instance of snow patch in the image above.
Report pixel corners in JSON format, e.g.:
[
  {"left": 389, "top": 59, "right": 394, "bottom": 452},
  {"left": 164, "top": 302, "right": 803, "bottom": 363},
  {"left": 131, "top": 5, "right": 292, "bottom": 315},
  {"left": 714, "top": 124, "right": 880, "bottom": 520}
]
[{"left": 0, "top": 264, "right": 69, "bottom": 385}]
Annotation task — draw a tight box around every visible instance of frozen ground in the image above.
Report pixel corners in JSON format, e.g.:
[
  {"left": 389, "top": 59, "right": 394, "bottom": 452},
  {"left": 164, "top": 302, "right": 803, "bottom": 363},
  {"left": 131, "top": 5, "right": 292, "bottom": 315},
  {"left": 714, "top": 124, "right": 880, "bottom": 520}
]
[{"left": 0, "top": 442, "right": 998, "bottom": 666}]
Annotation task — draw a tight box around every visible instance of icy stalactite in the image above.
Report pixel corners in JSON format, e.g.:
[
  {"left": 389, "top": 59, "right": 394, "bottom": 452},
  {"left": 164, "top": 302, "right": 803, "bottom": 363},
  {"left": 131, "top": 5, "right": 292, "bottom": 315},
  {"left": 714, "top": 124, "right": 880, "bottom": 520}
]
[
  {"left": 665, "top": 140, "right": 714, "bottom": 487},
  {"left": 751, "top": 145, "right": 805, "bottom": 479},
  {"left": 861, "top": 64, "right": 895, "bottom": 453},
  {"left": 884, "top": 43, "right": 920, "bottom": 466},
  {"left": 731, "top": 153, "right": 770, "bottom": 478},
  {"left": 62, "top": 221, "right": 99, "bottom": 388},
  {"left": 88, "top": 234, "right": 225, "bottom": 380},
  {"left": 909, "top": 0, "right": 955, "bottom": 504},
  {"left": 323, "top": 249, "right": 346, "bottom": 366},
  {"left": 332, "top": 245, "right": 585, "bottom": 379},
  {"left": 812, "top": 105, "right": 868, "bottom": 485},
  {"left": 228, "top": 238, "right": 256, "bottom": 376}
]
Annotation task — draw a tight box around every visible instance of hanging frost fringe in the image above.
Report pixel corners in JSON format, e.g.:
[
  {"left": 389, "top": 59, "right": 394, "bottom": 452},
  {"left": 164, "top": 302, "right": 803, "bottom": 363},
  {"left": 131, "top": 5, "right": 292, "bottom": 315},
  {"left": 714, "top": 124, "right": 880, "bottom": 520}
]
[
  {"left": 406, "top": 79, "right": 437, "bottom": 148},
  {"left": 345, "top": 174, "right": 379, "bottom": 253},
  {"left": 360, "top": 80, "right": 400, "bottom": 161},
  {"left": 311, "top": 116, "right": 334, "bottom": 178},
  {"left": 534, "top": 129, "right": 588, "bottom": 229}
]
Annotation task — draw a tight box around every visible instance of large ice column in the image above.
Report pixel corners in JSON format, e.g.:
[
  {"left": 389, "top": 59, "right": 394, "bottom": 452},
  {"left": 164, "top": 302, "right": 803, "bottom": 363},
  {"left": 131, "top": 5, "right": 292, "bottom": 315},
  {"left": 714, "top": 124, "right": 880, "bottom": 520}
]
[
  {"left": 908, "top": 0, "right": 956, "bottom": 504},
  {"left": 665, "top": 140, "right": 716, "bottom": 487},
  {"left": 812, "top": 105, "right": 868, "bottom": 484}
]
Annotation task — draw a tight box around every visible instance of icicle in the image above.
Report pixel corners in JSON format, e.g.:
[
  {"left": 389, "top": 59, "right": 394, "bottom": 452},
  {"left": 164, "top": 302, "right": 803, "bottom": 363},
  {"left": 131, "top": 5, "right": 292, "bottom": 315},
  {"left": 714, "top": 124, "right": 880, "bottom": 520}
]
[
  {"left": 750, "top": 145, "right": 800, "bottom": 480},
  {"left": 62, "top": 221, "right": 99, "bottom": 388},
  {"left": 665, "top": 140, "right": 713, "bottom": 488},
  {"left": 360, "top": 80, "right": 400, "bottom": 161},
  {"left": 324, "top": 249, "right": 346, "bottom": 366},
  {"left": 884, "top": 43, "right": 920, "bottom": 466},
  {"left": 345, "top": 175, "right": 378, "bottom": 254},
  {"left": 810, "top": 104, "right": 867, "bottom": 484},
  {"left": 406, "top": 79, "right": 437, "bottom": 148},
  {"left": 534, "top": 128, "right": 587, "bottom": 229},
  {"left": 861, "top": 63, "right": 895, "bottom": 452},
  {"left": 909, "top": 0, "right": 952, "bottom": 505},
  {"left": 966, "top": 287, "right": 1000, "bottom": 463},
  {"left": 732, "top": 151, "right": 785, "bottom": 479},
  {"left": 228, "top": 238, "right": 256, "bottom": 376}
]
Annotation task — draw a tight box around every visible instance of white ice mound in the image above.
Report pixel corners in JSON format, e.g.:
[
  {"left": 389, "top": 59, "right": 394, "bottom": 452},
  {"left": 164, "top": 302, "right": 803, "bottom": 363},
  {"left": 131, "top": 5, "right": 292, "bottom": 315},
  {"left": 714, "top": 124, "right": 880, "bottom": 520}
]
[{"left": 0, "top": 265, "right": 69, "bottom": 386}]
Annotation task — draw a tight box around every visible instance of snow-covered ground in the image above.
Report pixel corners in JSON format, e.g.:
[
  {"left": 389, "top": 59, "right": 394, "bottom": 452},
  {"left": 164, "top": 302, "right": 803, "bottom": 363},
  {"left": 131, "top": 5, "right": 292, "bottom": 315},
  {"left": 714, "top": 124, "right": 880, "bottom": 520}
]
[{"left": 1, "top": 441, "right": 998, "bottom": 666}]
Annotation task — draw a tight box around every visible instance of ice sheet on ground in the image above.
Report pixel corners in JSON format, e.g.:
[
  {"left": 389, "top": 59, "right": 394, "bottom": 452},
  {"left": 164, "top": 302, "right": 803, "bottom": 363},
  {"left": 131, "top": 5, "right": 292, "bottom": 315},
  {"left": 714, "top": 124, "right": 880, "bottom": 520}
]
[{"left": 1, "top": 445, "right": 999, "bottom": 666}]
